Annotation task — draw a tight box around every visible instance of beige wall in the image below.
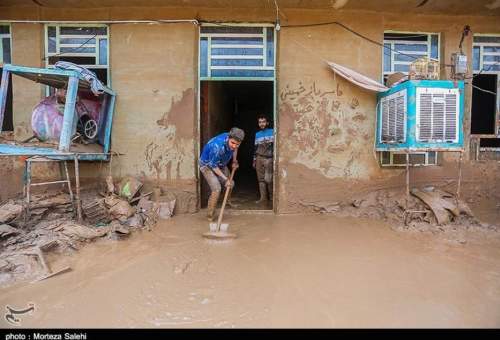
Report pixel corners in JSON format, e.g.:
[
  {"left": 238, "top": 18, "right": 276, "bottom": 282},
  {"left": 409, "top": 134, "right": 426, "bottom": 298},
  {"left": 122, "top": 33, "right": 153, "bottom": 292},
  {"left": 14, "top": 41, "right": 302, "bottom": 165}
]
[
  {"left": 11, "top": 23, "right": 43, "bottom": 139},
  {"left": 108, "top": 23, "right": 198, "bottom": 193},
  {"left": 0, "top": 6, "right": 499, "bottom": 213}
]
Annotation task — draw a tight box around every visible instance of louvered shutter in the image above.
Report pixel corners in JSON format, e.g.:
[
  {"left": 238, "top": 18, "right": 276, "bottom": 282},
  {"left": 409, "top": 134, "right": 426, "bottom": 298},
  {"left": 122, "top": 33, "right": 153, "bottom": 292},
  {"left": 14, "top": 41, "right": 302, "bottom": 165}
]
[
  {"left": 416, "top": 88, "right": 459, "bottom": 142},
  {"left": 381, "top": 90, "right": 406, "bottom": 143}
]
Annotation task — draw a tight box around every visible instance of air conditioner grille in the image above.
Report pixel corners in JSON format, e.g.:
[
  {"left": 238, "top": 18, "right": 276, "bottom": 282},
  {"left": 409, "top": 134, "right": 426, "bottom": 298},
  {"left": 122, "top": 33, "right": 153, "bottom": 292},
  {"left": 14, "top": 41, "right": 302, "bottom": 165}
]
[
  {"left": 417, "top": 88, "right": 459, "bottom": 142},
  {"left": 381, "top": 90, "right": 406, "bottom": 143}
]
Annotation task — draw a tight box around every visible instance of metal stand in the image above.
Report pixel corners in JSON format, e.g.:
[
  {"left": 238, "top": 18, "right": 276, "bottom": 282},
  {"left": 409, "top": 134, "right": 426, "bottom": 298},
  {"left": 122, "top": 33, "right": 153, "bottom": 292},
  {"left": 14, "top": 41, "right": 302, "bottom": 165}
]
[
  {"left": 456, "top": 150, "right": 463, "bottom": 201},
  {"left": 403, "top": 150, "right": 428, "bottom": 225},
  {"left": 403, "top": 149, "right": 464, "bottom": 225},
  {"left": 24, "top": 155, "right": 81, "bottom": 223}
]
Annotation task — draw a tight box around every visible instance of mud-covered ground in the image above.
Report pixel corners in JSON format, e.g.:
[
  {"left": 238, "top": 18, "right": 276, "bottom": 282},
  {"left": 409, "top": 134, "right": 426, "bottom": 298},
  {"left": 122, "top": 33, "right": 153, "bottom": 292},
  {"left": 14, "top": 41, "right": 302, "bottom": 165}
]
[{"left": 1, "top": 212, "right": 500, "bottom": 328}]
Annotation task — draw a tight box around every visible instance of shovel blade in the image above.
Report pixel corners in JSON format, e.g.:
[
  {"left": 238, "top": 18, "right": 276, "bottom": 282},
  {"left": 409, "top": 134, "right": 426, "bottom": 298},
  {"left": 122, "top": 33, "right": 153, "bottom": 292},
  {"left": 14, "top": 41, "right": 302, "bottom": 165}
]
[
  {"left": 209, "top": 223, "right": 229, "bottom": 232},
  {"left": 202, "top": 231, "right": 237, "bottom": 240}
]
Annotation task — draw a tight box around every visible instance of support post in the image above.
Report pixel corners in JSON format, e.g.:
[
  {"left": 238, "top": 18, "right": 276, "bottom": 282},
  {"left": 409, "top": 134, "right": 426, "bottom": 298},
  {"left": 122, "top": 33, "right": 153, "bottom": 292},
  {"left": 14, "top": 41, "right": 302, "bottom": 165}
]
[
  {"left": 25, "top": 158, "right": 32, "bottom": 225},
  {"left": 74, "top": 155, "right": 82, "bottom": 222},
  {"left": 0, "top": 70, "right": 10, "bottom": 132},
  {"left": 457, "top": 150, "right": 463, "bottom": 200},
  {"left": 63, "top": 161, "right": 76, "bottom": 218},
  {"left": 58, "top": 76, "right": 79, "bottom": 152},
  {"left": 406, "top": 151, "right": 410, "bottom": 209}
]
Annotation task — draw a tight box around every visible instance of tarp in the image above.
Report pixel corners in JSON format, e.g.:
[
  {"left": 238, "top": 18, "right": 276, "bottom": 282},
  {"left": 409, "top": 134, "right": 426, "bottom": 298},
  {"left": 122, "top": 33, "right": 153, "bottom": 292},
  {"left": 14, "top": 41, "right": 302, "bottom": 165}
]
[
  {"left": 327, "top": 61, "right": 389, "bottom": 93},
  {"left": 55, "top": 61, "right": 105, "bottom": 96}
]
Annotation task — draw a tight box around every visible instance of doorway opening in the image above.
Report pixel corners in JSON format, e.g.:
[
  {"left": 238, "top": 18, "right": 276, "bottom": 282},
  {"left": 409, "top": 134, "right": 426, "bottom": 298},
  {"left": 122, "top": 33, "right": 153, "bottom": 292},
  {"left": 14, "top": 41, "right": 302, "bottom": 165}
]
[
  {"left": 200, "top": 80, "right": 274, "bottom": 210},
  {"left": 471, "top": 74, "right": 497, "bottom": 135}
]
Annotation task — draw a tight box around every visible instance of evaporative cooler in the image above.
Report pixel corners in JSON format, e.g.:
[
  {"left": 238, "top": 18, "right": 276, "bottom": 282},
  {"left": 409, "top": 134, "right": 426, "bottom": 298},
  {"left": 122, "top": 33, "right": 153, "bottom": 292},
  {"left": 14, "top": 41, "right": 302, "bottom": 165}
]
[{"left": 375, "top": 80, "right": 465, "bottom": 152}]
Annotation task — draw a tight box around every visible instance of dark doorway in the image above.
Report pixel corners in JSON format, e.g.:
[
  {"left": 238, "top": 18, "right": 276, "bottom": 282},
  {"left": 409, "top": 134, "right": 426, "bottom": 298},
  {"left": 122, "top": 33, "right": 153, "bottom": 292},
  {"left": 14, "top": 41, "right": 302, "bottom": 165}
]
[
  {"left": 0, "top": 68, "right": 13, "bottom": 131},
  {"left": 471, "top": 74, "right": 497, "bottom": 135},
  {"left": 200, "top": 80, "right": 274, "bottom": 210}
]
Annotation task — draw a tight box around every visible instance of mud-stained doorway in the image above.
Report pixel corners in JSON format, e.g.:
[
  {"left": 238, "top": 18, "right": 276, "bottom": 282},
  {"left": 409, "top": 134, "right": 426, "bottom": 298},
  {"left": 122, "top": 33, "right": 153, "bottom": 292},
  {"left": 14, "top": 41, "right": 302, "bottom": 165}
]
[{"left": 199, "top": 80, "right": 274, "bottom": 210}]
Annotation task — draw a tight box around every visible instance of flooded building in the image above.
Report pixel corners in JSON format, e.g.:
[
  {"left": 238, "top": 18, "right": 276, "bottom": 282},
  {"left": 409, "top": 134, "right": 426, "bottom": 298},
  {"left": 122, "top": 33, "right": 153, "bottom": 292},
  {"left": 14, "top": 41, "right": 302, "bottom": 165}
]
[{"left": 1, "top": 0, "right": 499, "bottom": 214}]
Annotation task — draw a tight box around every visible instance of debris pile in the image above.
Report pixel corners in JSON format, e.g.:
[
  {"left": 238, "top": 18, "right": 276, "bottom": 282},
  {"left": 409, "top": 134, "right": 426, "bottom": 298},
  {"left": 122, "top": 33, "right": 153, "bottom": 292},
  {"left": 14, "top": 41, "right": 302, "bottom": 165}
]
[
  {"left": 0, "top": 175, "right": 178, "bottom": 287},
  {"left": 337, "top": 186, "right": 499, "bottom": 235}
]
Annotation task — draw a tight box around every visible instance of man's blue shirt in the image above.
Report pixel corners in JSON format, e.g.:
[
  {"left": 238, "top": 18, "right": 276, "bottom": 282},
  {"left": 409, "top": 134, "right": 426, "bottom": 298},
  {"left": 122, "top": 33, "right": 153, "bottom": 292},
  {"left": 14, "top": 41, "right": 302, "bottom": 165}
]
[{"left": 200, "top": 132, "right": 233, "bottom": 169}]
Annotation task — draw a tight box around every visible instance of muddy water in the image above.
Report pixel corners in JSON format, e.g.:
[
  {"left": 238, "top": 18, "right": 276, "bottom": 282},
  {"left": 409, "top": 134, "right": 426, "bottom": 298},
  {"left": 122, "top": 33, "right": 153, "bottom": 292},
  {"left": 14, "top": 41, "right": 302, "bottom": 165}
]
[{"left": 1, "top": 213, "right": 500, "bottom": 328}]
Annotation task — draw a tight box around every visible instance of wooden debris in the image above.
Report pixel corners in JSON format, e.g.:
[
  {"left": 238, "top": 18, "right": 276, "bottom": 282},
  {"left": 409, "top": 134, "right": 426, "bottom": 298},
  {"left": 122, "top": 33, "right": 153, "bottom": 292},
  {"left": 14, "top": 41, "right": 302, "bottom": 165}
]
[
  {"left": 0, "top": 224, "right": 20, "bottom": 239},
  {"left": 410, "top": 189, "right": 461, "bottom": 225},
  {"left": 0, "top": 202, "right": 23, "bottom": 224},
  {"left": 105, "top": 175, "right": 115, "bottom": 195},
  {"left": 82, "top": 199, "right": 110, "bottom": 225}
]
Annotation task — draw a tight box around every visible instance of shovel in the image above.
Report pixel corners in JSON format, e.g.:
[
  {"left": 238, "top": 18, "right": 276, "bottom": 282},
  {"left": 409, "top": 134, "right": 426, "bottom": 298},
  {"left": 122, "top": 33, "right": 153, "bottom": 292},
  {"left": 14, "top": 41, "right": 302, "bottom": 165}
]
[{"left": 203, "top": 166, "right": 237, "bottom": 240}]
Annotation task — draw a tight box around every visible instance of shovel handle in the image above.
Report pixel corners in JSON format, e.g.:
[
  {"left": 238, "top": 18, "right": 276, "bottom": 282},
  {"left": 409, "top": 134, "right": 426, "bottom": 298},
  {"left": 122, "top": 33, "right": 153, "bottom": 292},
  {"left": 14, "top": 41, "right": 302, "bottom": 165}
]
[{"left": 216, "top": 166, "right": 237, "bottom": 231}]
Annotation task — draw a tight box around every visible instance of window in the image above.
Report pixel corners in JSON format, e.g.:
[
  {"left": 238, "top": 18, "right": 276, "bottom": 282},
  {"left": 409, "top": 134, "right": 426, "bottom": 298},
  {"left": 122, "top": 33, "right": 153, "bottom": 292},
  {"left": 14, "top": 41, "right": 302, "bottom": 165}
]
[
  {"left": 45, "top": 25, "right": 109, "bottom": 85},
  {"left": 472, "top": 35, "right": 500, "bottom": 73},
  {"left": 383, "top": 32, "right": 439, "bottom": 78},
  {"left": 0, "top": 25, "right": 11, "bottom": 65},
  {"left": 199, "top": 25, "right": 275, "bottom": 80},
  {"left": 382, "top": 32, "right": 440, "bottom": 164},
  {"left": 0, "top": 24, "right": 13, "bottom": 131},
  {"left": 380, "top": 151, "right": 438, "bottom": 167},
  {"left": 471, "top": 35, "right": 500, "bottom": 143}
]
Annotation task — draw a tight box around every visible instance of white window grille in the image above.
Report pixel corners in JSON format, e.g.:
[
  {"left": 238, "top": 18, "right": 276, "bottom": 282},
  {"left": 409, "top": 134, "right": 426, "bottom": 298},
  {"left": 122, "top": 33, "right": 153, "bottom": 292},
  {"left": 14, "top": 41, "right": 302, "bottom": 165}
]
[
  {"left": 380, "top": 151, "right": 438, "bottom": 167},
  {"left": 0, "top": 25, "right": 11, "bottom": 64},
  {"left": 44, "top": 24, "right": 109, "bottom": 85},
  {"left": 383, "top": 32, "right": 439, "bottom": 77},
  {"left": 473, "top": 35, "right": 500, "bottom": 74},
  {"left": 416, "top": 87, "right": 459, "bottom": 143},
  {"left": 380, "top": 89, "right": 407, "bottom": 143}
]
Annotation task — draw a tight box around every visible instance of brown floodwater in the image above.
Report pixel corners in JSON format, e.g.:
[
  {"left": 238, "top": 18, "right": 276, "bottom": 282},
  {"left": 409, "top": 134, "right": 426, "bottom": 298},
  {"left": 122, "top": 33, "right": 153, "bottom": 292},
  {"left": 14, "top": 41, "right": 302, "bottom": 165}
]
[{"left": 1, "top": 213, "right": 500, "bottom": 328}]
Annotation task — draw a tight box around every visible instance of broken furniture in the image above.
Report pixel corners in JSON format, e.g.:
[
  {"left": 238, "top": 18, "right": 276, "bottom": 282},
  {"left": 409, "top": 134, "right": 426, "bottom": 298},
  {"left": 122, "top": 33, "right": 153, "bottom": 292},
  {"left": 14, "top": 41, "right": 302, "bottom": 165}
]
[
  {"left": 375, "top": 80, "right": 465, "bottom": 224},
  {"left": 0, "top": 64, "right": 117, "bottom": 223},
  {"left": 24, "top": 156, "right": 81, "bottom": 223},
  {"left": 0, "top": 64, "right": 116, "bottom": 160}
]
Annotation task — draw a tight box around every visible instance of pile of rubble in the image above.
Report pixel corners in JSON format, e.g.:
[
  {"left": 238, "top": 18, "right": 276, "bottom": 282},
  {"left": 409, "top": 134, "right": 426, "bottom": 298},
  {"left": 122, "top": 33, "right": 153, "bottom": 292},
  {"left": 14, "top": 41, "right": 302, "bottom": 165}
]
[
  {"left": 0, "top": 175, "right": 177, "bottom": 286},
  {"left": 298, "top": 186, "right": 499, "bottom": 236},
  {"left": 340, "top": 186, "right": 499, "bottom": 234}
]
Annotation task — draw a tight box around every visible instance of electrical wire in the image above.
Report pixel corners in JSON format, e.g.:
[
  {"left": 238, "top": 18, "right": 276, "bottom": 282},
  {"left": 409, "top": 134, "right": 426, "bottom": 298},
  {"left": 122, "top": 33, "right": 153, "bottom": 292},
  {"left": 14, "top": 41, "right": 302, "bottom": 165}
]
[
  {"left": 42, "top": 34, "right": 98, "bottom": 61},
  {"left": 280, "top": 21, "right": 434, "bottom": 63},
  {"left": 464, "top": 61, "right": 500, "bottom": 79},
  {"left": 281, "top": 21, "right": 500, "bottom": 75},
  {"left": 470, "top": 83, "right": 498, "bottom": 96}
]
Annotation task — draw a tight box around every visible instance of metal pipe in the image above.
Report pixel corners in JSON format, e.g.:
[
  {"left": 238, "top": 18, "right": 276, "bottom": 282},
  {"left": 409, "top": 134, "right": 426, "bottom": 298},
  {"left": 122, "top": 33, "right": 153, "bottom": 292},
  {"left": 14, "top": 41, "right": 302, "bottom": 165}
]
[
  {"left": 25, "top": 159, "right": 32, "bottom": 225},
  {"left": 63, "top": 161, "right": 76, "bottom": 219},
  {"left": 74, "top": 155, "right": 82, "bottom": 222},
  {"left": 406, "top": 151, "right": 410, "bottom": 209},
  {"left": 457, "top": 150, "right": 463, "bottom": 200}
]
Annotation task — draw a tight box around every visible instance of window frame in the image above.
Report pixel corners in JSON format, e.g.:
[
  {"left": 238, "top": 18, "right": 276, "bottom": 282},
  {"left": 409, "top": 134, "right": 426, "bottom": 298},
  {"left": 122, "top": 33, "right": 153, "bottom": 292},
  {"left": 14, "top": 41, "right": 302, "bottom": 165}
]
[
  {"left": 0, "top": 24, "right": 13, "bottom": 132},
  {"left": 379, "top": 151, "right": 438, "bottom": 167},
  {"left": 382, "top": 30, "right": 440, "bottom": 78},
  {"left": 43, "top": 23, "right": 110, "bottom": 86},
  {"left": 0, "top": 23, "right": 12, "bottom": 65},
  {"left": 473, "top": 33, "right": 500, "bottom": 74},
  {"left": 471, "top": 34, "right": 500, "bottom": 139}
]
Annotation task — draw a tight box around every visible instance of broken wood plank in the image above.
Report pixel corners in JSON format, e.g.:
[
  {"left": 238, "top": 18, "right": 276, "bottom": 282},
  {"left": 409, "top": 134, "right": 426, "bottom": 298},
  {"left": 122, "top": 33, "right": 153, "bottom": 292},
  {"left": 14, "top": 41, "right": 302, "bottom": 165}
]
[{"left": 410, "top": 189, "right": 459, "bottom": 225}]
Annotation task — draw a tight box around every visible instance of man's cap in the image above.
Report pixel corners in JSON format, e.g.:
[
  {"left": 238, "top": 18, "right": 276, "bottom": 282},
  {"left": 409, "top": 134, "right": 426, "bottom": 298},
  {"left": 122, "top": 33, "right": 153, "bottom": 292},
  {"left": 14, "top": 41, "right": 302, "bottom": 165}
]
[{"left": 228, "top": 127, "right": 245, "bottom": 142}]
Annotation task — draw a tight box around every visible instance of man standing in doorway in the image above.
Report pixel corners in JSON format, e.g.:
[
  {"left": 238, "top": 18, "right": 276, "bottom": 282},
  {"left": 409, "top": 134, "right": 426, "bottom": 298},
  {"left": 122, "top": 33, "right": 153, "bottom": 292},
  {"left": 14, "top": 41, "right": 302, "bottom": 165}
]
[
  {"left": 253, "top": 115, "right": 274, "bottom": 204},
  {"left": 200, "top": 127, "right": 245, "bottom": 221}
]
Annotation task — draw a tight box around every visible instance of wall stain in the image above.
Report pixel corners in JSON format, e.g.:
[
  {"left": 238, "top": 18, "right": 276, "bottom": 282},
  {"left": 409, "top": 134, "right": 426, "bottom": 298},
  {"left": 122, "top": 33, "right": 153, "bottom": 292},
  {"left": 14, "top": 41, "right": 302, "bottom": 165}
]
[
  {"left": 142, "top": 88, "right": 196, "bottom": 182},
  {"left": 156, "top": 88, "right": 195, "bottom": 140},
  {"left": 279, "top": 81, "right": 373, "bottom": 179}
]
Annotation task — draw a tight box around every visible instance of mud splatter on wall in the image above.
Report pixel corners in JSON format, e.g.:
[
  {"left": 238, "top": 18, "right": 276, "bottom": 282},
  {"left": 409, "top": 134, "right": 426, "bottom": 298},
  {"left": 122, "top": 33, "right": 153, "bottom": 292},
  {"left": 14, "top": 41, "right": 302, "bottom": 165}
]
[
  {"left": 144, "top": 89, "right": 196, "bottom": 183},
  {"left": 279, "top": 79, "right": 379, "bottom": 179}
]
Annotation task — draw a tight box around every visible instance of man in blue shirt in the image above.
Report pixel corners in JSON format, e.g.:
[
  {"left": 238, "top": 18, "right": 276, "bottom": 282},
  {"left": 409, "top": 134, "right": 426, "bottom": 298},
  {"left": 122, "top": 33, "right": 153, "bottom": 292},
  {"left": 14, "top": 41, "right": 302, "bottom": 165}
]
[
  {"left": 200, "top": 127, "right": 245, "bottom": 221},
  {"left": 253, "top": 115, "right": 274, "bottom": 204}
]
